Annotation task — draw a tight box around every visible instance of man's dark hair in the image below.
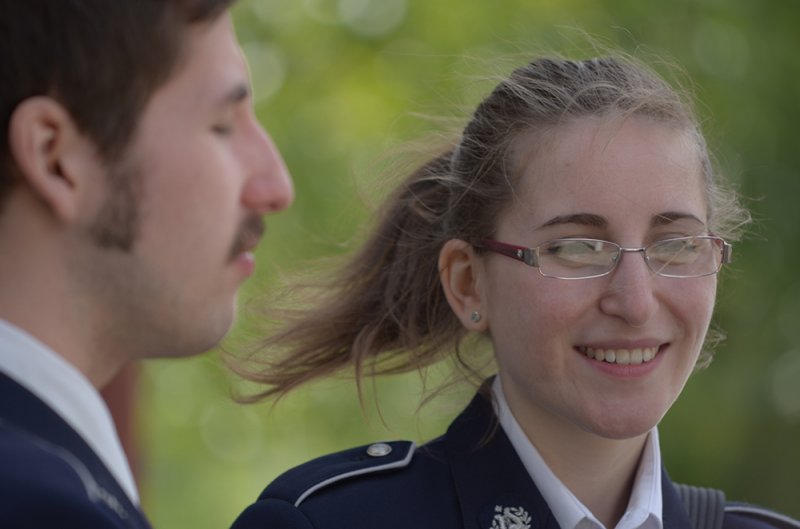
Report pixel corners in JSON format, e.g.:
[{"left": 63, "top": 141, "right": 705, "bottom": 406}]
[{"left": 0, "top": 0, "right": 237, "bottom": 204}]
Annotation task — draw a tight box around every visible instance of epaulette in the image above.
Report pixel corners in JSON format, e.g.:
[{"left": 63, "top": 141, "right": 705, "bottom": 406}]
[
  {"left": 726, "top": 504, "right": 800, "bottom": 529},
  {"left": 260, "top": 441, "right": 416, "bottom": 507}
]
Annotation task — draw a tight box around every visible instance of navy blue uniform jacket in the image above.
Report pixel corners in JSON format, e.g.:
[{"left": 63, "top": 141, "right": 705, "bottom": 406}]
[
  {"left": 232, "top": 390, "right": 799, "bottom": 529},
  {"left": 0, "top": 372, "right": 151, "bottom": 528}
]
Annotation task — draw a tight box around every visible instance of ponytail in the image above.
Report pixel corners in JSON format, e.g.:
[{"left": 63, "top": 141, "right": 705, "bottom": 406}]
[{"left": 232, "top": 149, "right": 470, "bottom": 401}]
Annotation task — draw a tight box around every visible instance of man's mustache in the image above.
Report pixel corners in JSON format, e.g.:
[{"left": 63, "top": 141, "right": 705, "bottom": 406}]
[{"left": 230, "top": 215, "right": 265, "bottom": 260}]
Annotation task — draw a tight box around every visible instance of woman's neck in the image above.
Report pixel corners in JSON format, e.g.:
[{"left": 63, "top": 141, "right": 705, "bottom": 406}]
[
  {"left": 503, "top": 389, "right": 650, "bottom": 528},
  {"left": 538, "top": 430, "right": 647, "bottom": 528}
]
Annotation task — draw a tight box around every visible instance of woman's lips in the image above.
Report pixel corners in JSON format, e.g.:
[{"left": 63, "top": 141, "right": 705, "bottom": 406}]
[{"left": 577, "top": 345, "right": 662, "bottom": 365}]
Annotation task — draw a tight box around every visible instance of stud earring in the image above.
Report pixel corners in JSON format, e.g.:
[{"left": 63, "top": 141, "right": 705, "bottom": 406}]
[{"left": 470, "top": 311, "right": 482, "bottom": 323}]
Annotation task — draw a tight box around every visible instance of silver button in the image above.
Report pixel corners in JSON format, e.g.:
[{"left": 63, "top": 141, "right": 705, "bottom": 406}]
[{"left": 366, "top": 443, "right": 392, "bottom": 457}]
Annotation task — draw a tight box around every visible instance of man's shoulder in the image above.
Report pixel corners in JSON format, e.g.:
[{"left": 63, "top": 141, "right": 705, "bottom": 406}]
[
  {"left": 0, "top": 422, "right": 141, "bottom": 528},
  {"left": 0, "top": 420, "right": 72, "bottom": 481}
]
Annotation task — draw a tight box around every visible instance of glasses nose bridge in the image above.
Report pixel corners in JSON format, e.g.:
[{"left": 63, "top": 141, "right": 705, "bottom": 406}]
[{"left": 610, "top": 245, "right": 649, "bottom": 273}]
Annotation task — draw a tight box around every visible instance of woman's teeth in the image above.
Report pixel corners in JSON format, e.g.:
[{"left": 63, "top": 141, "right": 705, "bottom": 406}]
[{"left": 579, "top": 346, "right": 659, "bottom": 365}]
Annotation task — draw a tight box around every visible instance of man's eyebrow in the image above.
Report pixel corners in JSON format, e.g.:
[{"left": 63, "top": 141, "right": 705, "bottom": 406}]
[
  {"left": 216, "top": 82, "right": 250, "bottom": 107},
  {"left": 651, "top": 211, "right": 705, "bottom": 227},
  {"left": 538, "top": 213, "right": 607, "bottom": 229}
]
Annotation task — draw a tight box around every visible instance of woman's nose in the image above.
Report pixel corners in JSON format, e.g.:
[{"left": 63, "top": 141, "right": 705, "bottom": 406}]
[{"left": 598, "top": 250, "right": 659, "bottom": 326}]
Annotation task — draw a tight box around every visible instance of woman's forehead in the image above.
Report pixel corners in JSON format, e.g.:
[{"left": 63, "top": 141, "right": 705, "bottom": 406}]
[{"left": 503, "top": 115, "right": 708, "bottom": 228}]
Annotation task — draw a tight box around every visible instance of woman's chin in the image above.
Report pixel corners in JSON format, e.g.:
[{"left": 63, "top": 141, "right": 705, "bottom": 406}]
[{"left": 579, "top": 405, "right": 666, "bottom": 441}]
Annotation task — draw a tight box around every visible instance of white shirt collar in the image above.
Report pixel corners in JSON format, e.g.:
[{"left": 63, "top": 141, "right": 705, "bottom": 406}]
[
  {"left": 0, "top": 319, "right": 139, "bottom": 504},
  {"left": 492, "top": 377, "right": 662, "bottom": 529}
]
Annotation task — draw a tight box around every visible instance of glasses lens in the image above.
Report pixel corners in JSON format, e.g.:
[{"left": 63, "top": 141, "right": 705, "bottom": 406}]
[
  {"left": 539, "top": 239, "right": 617, "bottom": 278},
  {"left": 645, "top": 237, "right": 722, "bottom": 277}
]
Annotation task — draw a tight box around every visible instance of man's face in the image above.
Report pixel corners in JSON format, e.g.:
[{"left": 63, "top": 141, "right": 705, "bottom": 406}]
[{"left": 72, "top": 13, "right": 293, "bottom": 361}]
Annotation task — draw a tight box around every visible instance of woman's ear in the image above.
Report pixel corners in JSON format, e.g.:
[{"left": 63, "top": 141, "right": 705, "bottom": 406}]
[
  {"left": 8, "top": 96, "right": 99, "bottom": 223},
  {"left": 438, "top": 238, "right": 489, "bottom": 331}
]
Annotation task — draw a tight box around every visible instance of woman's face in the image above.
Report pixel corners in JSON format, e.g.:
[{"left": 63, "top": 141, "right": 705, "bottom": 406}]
[{"left": 482, "top": 115, "right": 716, "bottom": 441}]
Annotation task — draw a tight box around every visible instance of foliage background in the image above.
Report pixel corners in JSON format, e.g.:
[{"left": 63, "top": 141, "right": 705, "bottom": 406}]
[{"left": 139, "top": 0, "right": 800, "bottom": 527}]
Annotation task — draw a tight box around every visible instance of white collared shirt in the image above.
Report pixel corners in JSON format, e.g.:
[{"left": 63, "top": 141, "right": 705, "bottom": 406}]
[
  {"left": 493, "top": 377, "right": 662, "bottom": 529},
  {"left": 0, "top": 318, "right": 139, "bottom": 504}
]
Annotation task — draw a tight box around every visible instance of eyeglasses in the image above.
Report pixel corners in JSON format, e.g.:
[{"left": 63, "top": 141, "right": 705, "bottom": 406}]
[{"left": 474, "top": 236, "right": 732, "bottom": 280}]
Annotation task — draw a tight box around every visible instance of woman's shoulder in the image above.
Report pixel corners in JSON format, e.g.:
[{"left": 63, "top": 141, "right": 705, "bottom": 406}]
[
  {"left": 231, "top": 438, "right": 457, "bottom": 529},
  {"left": 674, "top": 483, "right": 799, "bottom": 529},
  {"left": 724, "top": 503, "right": 800, "bottom": 529},
  {"left": 260, "top": 440, "right": 419, "bottom": 506}
]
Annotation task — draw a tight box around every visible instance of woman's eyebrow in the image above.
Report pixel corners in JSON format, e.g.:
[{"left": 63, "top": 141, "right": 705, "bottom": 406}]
[
  {"left": 538, "top": 213, "right": 607, "bottom": 229},
  {"left": 536, "top": 211, "right": 706, "bottom": 231},
  {"left": 651, "top": 211, "right": 705, "bottom": 227}
]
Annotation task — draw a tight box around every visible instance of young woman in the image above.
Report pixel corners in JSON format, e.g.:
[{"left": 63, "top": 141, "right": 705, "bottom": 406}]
[{"left": 230, "top": 56, "right": 798, "bottom": 529}]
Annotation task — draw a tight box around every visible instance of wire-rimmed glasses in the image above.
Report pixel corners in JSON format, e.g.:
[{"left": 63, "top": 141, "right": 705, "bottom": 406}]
[{"left": 474, "top": 236, "right": 732, "bottom": 280}]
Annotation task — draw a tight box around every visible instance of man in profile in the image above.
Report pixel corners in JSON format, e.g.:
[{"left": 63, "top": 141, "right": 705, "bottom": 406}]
[{"left": 0, "top": 1, "right": 294, "bottom": 526}]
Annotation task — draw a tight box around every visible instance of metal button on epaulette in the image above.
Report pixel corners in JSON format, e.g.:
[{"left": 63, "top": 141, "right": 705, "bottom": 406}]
[{"left": 366, "top": 443, "right": 392, "bottom": 457}]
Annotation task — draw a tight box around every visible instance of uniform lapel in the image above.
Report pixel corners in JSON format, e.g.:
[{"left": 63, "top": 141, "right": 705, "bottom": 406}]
[
  {"left": 0, "top": 372, "right": 152, "bottom": 529},
  {"left": 445, "top": 390, "right": 561, "bottom": 529}
]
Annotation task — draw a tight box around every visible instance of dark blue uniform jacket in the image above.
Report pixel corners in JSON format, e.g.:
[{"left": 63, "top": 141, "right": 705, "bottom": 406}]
[
  {"left": 0, "top": 372, "right": 151, "bottom": 528},
  {"left": 232, "top": 389, "right": 799, "bottom": 529}
]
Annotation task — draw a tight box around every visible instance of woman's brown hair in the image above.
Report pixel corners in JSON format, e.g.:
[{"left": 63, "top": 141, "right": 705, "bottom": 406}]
[
  {"left": 0, "top": 0, "right": 236, "bottom": 209},
  {"left": 232, "top": 55, "right": 750, "bottom": 401}
]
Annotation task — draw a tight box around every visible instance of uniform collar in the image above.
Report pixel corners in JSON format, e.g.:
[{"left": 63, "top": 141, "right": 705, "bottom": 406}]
[
  {"left": 493, "top": 377, "right": 663, "bottom": 529},
  {"left": 443, "top": 385, "right": 692, "bottom": 529},
  {"left": 445, "top": 386, "right": 561, "bottom": 529},
  {"left": 0, "top": 318, "right": 139, "bottom": 504},
  {"left": 0, "top": 371, "right": 152, "bottom": 527}
]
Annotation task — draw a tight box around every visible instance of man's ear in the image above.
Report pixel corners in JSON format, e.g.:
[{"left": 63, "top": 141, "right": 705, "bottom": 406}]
[
  {"left": 438, "top": 238, "right": 489, "bottom": 331},
  {"left": 8, "top": 96, "right": 99, "bottom": 222}
]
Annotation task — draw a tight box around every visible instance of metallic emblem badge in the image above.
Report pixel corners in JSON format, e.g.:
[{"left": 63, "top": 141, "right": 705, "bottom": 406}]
[
  {"left": 490, "top": 505, "right": 532, "bottom": 529},
  {"left": 366, "top": 443, "right": 392, "bottom": 457}
]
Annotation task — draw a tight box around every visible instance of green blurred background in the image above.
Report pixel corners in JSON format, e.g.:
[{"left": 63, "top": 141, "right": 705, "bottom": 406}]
[{"left": 137, "top": 0, "right": 800, "bottom": 526}]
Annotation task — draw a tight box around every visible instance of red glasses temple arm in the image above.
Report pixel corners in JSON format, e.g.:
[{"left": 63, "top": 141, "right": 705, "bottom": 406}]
[{"left": 476, "top": 239, "right": 538, "bottom": 267}]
